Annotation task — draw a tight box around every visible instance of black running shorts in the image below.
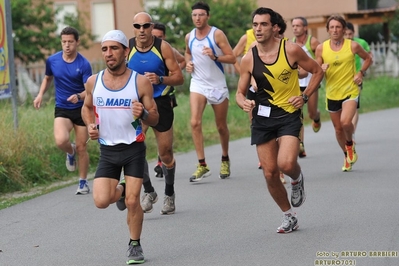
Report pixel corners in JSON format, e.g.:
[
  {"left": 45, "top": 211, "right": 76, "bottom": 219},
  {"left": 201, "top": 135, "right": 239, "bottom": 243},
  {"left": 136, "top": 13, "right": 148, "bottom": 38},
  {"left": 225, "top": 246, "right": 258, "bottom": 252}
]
[
  {"left": 54, "top": 107, "right": 85, "bottom": 126},
  {"left": 152, "top": 96, "right": 174, "bottom": 132},
  {"left": 94, "top": 142, "right": 146, "bottom": 180},
  {"left": 251, "top": 110, "right": 302, "bottom": 145}
]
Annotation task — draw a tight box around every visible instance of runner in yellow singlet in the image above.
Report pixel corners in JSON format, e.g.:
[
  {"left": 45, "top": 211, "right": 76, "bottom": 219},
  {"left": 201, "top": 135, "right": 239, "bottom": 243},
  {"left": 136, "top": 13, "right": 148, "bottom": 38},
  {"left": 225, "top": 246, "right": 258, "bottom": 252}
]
[{"left": 315, "top": 15, "right": 372, "bottom": 172}]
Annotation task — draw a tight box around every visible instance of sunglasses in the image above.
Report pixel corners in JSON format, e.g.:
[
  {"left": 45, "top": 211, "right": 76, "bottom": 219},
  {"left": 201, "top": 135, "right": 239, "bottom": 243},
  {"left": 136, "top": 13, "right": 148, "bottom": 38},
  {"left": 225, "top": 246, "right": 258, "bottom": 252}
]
[{"left": 133, "top": 23, "right": 153, "bottom": 29}]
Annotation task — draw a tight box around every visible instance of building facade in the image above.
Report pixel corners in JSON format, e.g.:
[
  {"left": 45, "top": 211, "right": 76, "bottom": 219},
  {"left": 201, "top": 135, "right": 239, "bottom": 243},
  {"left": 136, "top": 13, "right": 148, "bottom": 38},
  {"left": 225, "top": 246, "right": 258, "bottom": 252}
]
[{"left": 52, "top": 0, "right": 359, "bottom": 61}]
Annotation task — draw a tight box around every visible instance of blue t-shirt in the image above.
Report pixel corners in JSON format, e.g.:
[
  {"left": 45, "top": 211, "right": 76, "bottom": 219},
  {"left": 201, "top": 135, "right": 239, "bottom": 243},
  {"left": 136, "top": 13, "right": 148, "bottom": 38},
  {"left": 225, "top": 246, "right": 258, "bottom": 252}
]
[
  {"left": 127, "top": 37, "right": 170, "bottom": 98},
  {"left": 45, "top": 51, "right": 92, "bottom": 109}
]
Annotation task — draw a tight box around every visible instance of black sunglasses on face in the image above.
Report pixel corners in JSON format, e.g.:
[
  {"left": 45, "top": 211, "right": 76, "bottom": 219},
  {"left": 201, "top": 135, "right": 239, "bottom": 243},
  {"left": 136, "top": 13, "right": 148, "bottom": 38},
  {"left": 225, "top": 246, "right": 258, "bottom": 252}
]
[{"left": 133, "top": 23, "right": 153, "bottom": 29}]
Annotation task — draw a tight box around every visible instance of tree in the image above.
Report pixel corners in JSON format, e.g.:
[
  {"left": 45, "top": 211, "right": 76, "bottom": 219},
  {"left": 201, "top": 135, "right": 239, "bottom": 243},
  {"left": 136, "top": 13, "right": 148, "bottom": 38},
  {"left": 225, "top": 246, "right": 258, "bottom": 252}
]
[
  {"left": 357, "top": 0, "right": 379, "bottom": 10},
  {"left": 11, "top": 0, "right": 95, "bottom": 64},
  {"left": 148, "top": 0, "right": 258, "bottom": 52}
]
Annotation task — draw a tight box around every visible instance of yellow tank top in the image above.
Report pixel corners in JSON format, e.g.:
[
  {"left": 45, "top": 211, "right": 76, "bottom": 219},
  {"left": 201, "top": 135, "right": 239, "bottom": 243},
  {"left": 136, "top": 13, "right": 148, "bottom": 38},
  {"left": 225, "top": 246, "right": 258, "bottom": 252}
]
[
  {"left": 252, "top": 39, "right": 300, "bottom": 117},
  {"left": 322, "top": 39, "right": 358, "bottom": 100},
  {"left": 244, "top": 29, "right": 256, "bottom": 55}
]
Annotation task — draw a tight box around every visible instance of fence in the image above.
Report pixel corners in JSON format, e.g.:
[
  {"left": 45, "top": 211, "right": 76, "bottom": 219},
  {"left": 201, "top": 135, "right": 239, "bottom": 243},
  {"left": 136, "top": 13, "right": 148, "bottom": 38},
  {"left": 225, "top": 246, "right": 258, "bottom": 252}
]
[{"left": 16, "top": 41, "right": 399, "bottom": 101}]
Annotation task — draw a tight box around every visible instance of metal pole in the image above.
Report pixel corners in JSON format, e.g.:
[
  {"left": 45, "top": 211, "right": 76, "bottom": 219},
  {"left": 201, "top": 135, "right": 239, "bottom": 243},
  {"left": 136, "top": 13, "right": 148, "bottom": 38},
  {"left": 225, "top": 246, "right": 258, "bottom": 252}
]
[{"left": 5, "top": 0, "right": 18, "bottom": 129}]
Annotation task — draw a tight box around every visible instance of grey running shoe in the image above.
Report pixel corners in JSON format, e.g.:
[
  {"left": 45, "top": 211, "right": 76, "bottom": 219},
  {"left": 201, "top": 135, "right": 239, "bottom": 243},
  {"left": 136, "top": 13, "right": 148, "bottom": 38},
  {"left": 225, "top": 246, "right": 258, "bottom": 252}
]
[
  {"left": 291, "top": 173, "right": 306, "bottom": 208},
  {"left": 219, "top": 161, "right": 230, "bottom": 179},
  {"left": 116, "top": 179, "right": 126, "bottom": 211},
  {"left": 160, "top": 194, "right": 175, "bottom": 215},
  {"left": 141, "top": 191, "right": 158, "bottom": 213},
  {"left": 66, "top": 143, "right": 76, "bottom": 171},
  {"left": 75, "top": 179, "right": 90, "bottom": 195},
  {"left": 126, "top": 242, "right": 144, "bottom": 264},
  {"left": 277, "top": 213, "right": 299, "bottom": 233},
  {"left": 189, "top": 164, "right": 211, "bottom": 182}
]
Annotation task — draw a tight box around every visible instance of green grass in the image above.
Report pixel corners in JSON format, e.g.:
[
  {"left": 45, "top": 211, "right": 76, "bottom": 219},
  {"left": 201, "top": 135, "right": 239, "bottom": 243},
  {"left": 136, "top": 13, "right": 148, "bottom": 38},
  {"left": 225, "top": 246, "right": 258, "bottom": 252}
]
[{"left": 0, "top": 75, "right": 398, "bottom": 208}]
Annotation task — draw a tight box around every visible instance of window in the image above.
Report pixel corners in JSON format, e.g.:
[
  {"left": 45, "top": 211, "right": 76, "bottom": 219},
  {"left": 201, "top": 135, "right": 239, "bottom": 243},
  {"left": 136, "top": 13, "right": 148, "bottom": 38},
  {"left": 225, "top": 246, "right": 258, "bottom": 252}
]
[
  {"left": 54, "top": 3, "right": 77, "bottom": 34},
  {"left": 144, "top": 0, "right": 174, "bottom": 10},
  {"left": 92, "top": 2, "right": 115, "bottom": 42}
]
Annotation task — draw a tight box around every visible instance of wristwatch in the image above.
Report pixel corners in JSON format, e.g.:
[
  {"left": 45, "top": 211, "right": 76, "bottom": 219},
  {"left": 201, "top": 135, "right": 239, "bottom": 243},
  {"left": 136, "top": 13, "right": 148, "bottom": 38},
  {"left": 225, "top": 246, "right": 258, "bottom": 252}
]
[
  {"left": 302, "top": 93, "right": 309, "bottom": 104},
  {"left": 76, "top": 93, "right": 81, "bottom": 101},
  {"left": 360, "top": 70, "right": 366, "bottom": 77},
  {"left": 158, "top": 76, "right": 164, "bottom": 84},
  {"left": 140, "top": 108, "right": 149, "bottom": 121},
  {"left": 213, "top": 55, "right": 218, "bottom": 61}
]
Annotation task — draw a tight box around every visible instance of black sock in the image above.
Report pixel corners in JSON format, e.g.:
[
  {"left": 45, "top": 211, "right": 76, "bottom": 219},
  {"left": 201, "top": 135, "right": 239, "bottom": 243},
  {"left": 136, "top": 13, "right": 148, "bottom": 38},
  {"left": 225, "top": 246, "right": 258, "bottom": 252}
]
[
  {"left": 313, "top": 118, "right": 320, "bottom": 123},
  {"left": 143, "top": 181, "right": 154, "bottom": 193},
  {"left": 129, "top": 239, "right": 140, "bottom": 246},
  {"left": 221, "top": 155, "right": 229, "bottom": 161},
  {"left": 199, "top": 159, "right": 206, "bottom": 166},
  {"left": 165, "top": 183, "right": 174, "bottom": 196},
  {"left": 346, "top": 140, "right": 353, "bottom": 146}
]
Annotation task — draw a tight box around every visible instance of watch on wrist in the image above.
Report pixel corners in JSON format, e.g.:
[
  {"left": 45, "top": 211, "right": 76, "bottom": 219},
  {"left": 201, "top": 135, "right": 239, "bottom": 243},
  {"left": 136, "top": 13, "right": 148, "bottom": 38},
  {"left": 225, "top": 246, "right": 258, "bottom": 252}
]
[
  {"left": 159, "top": 76, "right": 164, "bottom": 84},
  {"left": 76, "top": 93, "right": 81, "bottom": 101},
  {"left": 140, "top": 108, "right": 149, "bottom": 121},
  {"left": 360, "top": 70, "right": 366, "bottom": 77},
  {"left": 302, "top": 93, "right": 309, "bottom": 104},
  {"left": 213, "top": 55, "right": 218, "bottom": 61}
]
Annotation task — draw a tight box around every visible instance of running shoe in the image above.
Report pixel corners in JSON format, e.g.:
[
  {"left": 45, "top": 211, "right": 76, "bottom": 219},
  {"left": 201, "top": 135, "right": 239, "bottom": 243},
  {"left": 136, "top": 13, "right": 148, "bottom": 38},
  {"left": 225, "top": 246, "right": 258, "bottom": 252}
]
[
  {"left": 141, "top": 191, "right": 158, "bottom": 213},
  {"left": 312, "top": 119, "right": 321, "bottom": 133},
  {"left": 280, "top": 172, "right": 286, "bottom": 184},
  {"left": 189, "top": 164, "right": 211, "bottom": 182},
  {"left": 126, "top": 242, "right": 144, "bottom": 264},
  {"left": 75, "top": 179, "right": 90, "bottom": 195},
  {"left": 154, "top": 163, "right": 163, "bottom": 178},
  {"left": 277, "top": 213, "right": 299, "bottom": 233},
  {"left": 160, "top": 194, "right": 175, "bottom": 215},
  {"left": 291, "top": 173, "right": 306, "bottom": 208},
  {"left": 298, "top": 142, "right": 307, "bottom": 158},
  {"left": 345, "top": 143, "right": 358, "bottom": 164},
  {"left": 219, "top": 161, "right": 230, "bottom": 179},
  {"left": 342, "top": 156, "right": 352, "bottom": 172},
  {"left": 66, "top": 143, "right": 76, "bottom": 171},
  {"left": 116, "top": 179, "right": 126, "bottom": 211}
]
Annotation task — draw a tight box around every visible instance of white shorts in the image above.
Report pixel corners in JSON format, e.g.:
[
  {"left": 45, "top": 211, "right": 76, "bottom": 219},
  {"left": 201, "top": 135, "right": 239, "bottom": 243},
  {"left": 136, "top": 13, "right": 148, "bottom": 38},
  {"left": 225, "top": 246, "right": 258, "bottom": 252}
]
[{"left": 190, "top": 79, "right": 229, "bottom": 105}]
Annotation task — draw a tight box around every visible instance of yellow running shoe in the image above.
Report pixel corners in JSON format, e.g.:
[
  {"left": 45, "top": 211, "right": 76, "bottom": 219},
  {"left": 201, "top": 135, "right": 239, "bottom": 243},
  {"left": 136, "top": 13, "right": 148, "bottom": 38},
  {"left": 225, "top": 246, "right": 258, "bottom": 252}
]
[
  {"left": 312, "top": 120, "right": 321, "bottom": 133},
  {"left": 345, "top": 143, "right": 358, "bottom": 164},
  {"left": 219, "top": 161, "right": 231, "bottom": 179},
  {"left": 299, "top": 142, "right": 307, "bottom": 158},
  {"left": 342, "top": 156, "right": 352, "bottom": 172},
  {"left": 189, "top": 164, "right": 211, "bottom": 182}
]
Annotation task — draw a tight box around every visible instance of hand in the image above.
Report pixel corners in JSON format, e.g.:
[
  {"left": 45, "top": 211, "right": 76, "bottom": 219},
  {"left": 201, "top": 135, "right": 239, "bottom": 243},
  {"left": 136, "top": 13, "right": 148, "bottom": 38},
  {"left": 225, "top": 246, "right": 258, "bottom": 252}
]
[
  {"left": 143, "top": 72, "right": 159, "bottom": 85},
  {"left": 33, "top": 95, "right": 43, "bottom": 109},
  {"left": 186, "top": 61, "right": 194, "bottom": 73},
  {"left": 353, "top": 74, "right": 363, "bottom": 86},
  {"left": 288, "top": 96, "right": 305, "bottom": 109},
  {"left": 67, "top": 94, "right": 80, "bottom": 104},
  {"left": 202, "top": 45, "right": 215, "bottom": 60},
  {"left": 242, "top": 99, "right": 255, "bottom": 113},
  {"left": 132, "top": 100, "right": 144, "bottom": 119},
  {"left": 321, "top": 63, "right": 329, "bottom": 72},
  {"left": 87, "top": 123, "right": 99, "bottom": 140}
]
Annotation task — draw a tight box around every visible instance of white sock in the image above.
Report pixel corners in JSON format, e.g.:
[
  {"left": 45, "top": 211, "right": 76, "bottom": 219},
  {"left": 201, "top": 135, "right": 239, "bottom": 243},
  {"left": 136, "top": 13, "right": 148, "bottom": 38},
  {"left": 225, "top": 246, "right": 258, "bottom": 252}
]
[{"left": 283, "top": 209, "right": 293, "bottom": 216}]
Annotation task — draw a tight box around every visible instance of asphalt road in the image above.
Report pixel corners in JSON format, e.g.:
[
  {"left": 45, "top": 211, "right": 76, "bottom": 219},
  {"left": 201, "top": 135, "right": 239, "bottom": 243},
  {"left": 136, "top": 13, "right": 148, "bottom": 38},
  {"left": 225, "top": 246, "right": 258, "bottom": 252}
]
[{"left": 1, "top": 108, "right": 398, "bottom": 266}]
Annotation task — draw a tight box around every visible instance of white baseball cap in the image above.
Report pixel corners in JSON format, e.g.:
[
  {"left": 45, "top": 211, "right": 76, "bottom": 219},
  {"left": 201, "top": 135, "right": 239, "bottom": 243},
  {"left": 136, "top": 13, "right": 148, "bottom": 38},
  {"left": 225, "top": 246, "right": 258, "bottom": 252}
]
[{"left": 101, "top": 30, "right": 128, "bottom": 47}]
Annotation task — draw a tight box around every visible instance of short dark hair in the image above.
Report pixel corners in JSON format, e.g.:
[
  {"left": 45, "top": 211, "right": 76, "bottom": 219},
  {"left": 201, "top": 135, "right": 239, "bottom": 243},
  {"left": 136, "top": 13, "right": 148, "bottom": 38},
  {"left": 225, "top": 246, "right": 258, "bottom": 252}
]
[
  {"left": 153, "top": 22, "right": 166, "bottom": 35},
  {"left": 276, "top": 12, "right": 286, "bottom": 35},
  {"left": 346, "top": 22, "right": 355, "bottom": 32},
  {"left": 326, "top": 15, "right": 346, "bottom": 30},
  {"left": 192, "top": 1, "right": 210, "bottom": 15},
  {"left": 252, "top": 7, "right": 279, "bottom": 27},
  {"left": 60, "top": 26, "right": 79, "bottom": 41}
]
